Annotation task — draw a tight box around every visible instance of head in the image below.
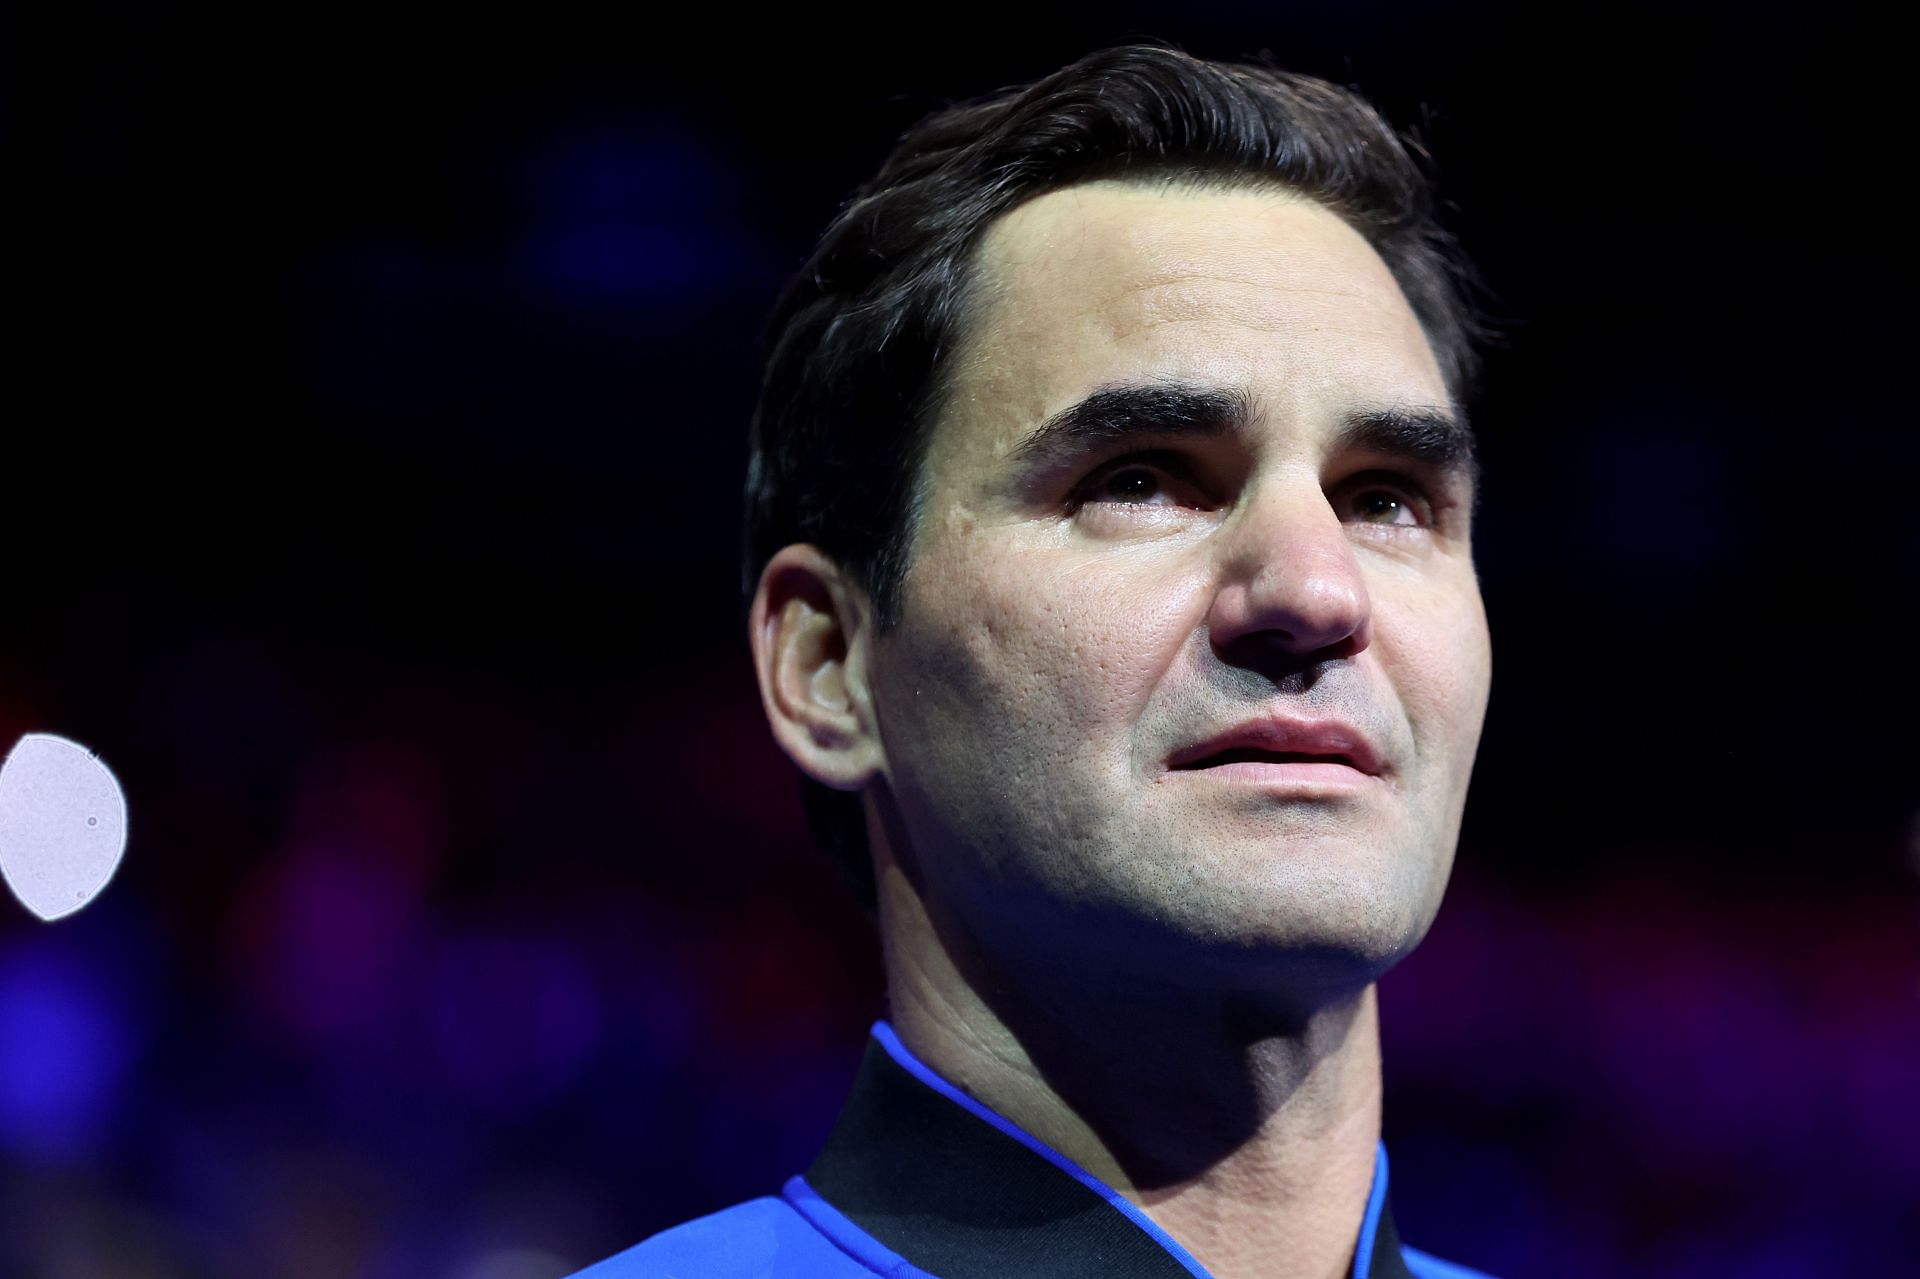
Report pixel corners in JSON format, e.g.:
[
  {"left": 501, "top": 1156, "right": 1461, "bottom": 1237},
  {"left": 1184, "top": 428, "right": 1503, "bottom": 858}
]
[{"left": 746, "top": 44, "right": 1493, "bottom": 1008}]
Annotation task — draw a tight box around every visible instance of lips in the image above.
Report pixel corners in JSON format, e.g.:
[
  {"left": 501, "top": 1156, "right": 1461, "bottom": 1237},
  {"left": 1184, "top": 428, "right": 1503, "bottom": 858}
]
[{"left": 1167, "top": 718, "right": 1385, "bottom": 776}]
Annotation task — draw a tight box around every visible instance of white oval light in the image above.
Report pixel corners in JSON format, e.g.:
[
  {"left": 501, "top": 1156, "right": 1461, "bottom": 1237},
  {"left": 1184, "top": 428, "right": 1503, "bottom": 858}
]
[{"left": 0, "top": 733, "right": 129, "bottom": 921}]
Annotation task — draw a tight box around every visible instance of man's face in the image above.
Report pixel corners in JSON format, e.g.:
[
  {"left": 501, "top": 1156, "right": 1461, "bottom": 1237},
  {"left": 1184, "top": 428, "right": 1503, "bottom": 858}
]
[{"left": 865, "top": 181, "right": 1492, "bottom": 1000}]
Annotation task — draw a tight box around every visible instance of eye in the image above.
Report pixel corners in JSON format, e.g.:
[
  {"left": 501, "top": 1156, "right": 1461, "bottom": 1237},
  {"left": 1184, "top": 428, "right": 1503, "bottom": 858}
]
[
  {"left": 1071, "top": 453, "right": 1209, "bottom": 511},
  {"left": 1338, "top": 474, "right": 1431, "bottom": 528},
  {"left": 1094, "top": 465, "right": 1171, "bottom": 505}
]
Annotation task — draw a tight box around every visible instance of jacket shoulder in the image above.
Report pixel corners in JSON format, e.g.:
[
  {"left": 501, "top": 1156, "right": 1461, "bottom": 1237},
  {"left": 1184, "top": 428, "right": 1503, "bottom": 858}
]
[{"left": 563, "top": 1195, "right": 879, "bottom": 1278}]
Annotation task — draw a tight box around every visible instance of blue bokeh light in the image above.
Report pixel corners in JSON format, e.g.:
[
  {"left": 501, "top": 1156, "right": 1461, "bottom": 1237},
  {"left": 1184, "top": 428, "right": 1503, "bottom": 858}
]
[{"left": 0, "top": 938, "right": 137, "bottom": 1163}]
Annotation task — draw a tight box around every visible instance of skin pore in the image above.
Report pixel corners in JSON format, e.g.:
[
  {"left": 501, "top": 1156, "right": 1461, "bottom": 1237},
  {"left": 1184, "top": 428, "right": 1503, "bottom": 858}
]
[{"left": 751, "top": 180, "right": 1493, "bottom": 1279}]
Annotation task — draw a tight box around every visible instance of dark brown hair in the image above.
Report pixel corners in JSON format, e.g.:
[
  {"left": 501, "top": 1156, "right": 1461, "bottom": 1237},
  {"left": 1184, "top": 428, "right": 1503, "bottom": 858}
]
[{"left": 743, "top": 42, "right": 1490, "bottom": 914}]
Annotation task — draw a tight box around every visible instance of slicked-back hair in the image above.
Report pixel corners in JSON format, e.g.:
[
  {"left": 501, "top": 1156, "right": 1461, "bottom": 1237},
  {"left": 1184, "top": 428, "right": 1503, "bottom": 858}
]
[{"left": 743, "top": 42, "right": 1490, "bottom": 915}]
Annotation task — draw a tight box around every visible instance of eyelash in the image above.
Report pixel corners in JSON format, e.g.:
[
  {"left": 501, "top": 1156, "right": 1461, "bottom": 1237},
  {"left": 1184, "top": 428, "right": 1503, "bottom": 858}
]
[{"left": 1067, "top": 454, "right": 1438, "bottom": 526}]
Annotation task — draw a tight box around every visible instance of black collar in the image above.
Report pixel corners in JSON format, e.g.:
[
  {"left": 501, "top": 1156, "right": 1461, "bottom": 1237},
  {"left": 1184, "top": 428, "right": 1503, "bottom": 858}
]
[{"left": 803, "top": 1028, "right": 1415, "bottom": 1279}]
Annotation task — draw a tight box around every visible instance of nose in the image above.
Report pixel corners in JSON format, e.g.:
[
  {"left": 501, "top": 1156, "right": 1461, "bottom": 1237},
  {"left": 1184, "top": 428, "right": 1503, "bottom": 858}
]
[{"left": 1205, "top": 475, "right": 1373, "bottom": 665}]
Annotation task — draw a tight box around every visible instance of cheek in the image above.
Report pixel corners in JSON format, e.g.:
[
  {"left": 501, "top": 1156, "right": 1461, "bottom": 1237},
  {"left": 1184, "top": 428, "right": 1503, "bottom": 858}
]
[
  {"left": 888, "top": 530, "right": 1201, "bottom": 751},
  {"left": 1376, "top": 583, "right": 1492, "bottom": 765}
]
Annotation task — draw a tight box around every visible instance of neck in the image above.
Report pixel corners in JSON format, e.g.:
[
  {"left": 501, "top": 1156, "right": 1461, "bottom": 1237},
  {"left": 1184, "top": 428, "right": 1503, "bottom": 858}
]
[{"left": 877, "top": 867, "right": 1384, "bottom": 1279}]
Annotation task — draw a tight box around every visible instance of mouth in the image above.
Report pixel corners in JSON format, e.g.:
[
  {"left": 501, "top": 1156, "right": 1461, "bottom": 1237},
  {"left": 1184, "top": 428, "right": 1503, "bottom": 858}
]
[
  {"left": 1165, "top": 747, "right": 1379, "bottom": 791},
  {"left": 1163, "top": 717, "right": 1387, "bottom": 786},
  {"left": 1171, "top": 746, "right": 1364, "bottom": 771}
]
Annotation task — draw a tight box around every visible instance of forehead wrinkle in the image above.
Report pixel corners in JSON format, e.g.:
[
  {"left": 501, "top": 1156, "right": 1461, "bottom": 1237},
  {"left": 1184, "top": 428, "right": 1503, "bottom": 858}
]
[
  {"left": 1096, "top": 264, "right": 1410, "bottom": 345},
  {"left": 960, "top": 189, "right": 1381, "bottom": 357},
  {"left": 940, "top": 186, "right": 1439, "bottom": 475}
]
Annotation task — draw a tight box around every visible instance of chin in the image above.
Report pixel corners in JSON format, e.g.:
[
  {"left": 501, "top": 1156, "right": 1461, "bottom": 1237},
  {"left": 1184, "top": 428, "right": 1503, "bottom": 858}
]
[
  {"left": 1218, "top": 903, "right": 1430, "bottom": 982},
  {"left": 1059, "top": 861, "right": 1442, "bottom": 1004}
]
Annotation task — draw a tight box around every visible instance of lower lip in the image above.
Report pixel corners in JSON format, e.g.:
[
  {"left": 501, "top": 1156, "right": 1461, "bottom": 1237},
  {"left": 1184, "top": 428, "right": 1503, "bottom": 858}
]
[{"left": 1171, "top": 761, "right": 1378, "bottom": 790}]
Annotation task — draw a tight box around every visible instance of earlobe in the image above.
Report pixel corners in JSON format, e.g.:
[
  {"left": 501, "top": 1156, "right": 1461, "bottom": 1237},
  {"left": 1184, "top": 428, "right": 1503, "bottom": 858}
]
[{"left": 749, "top": 546, "right": 882, "bottom": 791}]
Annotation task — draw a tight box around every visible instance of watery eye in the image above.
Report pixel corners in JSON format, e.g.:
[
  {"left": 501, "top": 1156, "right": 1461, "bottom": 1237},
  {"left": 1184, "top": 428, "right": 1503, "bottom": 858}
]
[
  {"left": 1347, "top": 486, "right": 1423, "bottom": 526},
  {"left": 1100, "top": 467, "right": 1165, "bottom": 503}
]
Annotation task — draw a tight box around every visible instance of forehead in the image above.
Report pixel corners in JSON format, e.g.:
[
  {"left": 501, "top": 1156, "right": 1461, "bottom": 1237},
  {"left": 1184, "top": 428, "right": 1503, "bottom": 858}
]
[{"left": 931, "top": 180, "right": 1447, "bottom": 469}]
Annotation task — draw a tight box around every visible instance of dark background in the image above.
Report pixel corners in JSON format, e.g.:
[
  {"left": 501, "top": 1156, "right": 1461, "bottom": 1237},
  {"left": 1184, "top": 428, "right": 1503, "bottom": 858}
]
[{"left": 7, "top": 3, "right": 1916, "bottom": 1276}]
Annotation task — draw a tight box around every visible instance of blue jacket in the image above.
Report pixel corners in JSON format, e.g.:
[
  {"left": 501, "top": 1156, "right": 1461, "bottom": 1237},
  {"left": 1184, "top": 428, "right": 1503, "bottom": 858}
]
[{"left": 569, "top": 1020, "right": 1497, "bottom": 1279}]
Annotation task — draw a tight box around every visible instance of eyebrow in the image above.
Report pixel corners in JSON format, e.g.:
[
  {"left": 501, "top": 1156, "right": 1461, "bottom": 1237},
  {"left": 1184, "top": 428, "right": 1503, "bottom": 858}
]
[{"left": 1006, "top": 378, "right": 1480, "bottom": 501}]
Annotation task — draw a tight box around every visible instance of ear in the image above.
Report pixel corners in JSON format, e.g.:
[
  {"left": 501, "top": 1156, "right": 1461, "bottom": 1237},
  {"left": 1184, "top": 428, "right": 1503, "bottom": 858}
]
[{"left": 748, "top": 545, "right": 884, "bottom": 791}]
